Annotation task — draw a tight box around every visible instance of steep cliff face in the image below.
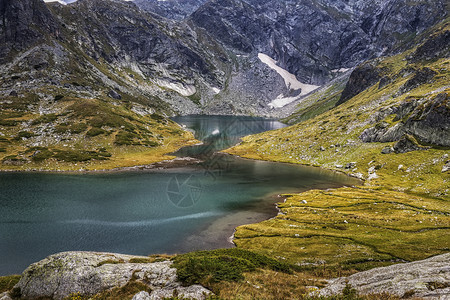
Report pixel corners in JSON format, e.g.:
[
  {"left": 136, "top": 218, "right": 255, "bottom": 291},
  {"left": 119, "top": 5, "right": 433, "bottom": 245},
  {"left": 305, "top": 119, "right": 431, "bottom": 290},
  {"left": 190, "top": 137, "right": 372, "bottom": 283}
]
[
  {"left": 0, "top": 0, "right": 58, "bottom": 61},
  {"left": 50, "top": 0, "right": 225, "bottom": 92},
  {"left": 191, "top": 0, "right": 447, "bottom": 86},
  {"left": 0, "top": 0, "right": 214, "bottom": 171}
]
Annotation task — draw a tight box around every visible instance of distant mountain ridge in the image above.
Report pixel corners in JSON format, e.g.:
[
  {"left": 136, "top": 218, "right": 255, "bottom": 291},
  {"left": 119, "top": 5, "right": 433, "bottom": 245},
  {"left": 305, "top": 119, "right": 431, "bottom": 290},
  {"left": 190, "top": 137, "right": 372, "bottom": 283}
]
[{"left": 1, "top": 0, "right": 446, "bottom": 116}]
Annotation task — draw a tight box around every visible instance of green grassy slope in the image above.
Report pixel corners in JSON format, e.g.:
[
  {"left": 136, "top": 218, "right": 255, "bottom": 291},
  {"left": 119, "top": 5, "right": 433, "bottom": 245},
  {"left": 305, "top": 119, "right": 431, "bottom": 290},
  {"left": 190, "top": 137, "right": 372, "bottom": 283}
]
[
  {"left": 0, "top": 94, "right": 196, "bottom": 171},
  {"left": 226, "top": 20, "right": 450, "bottom": 273}
]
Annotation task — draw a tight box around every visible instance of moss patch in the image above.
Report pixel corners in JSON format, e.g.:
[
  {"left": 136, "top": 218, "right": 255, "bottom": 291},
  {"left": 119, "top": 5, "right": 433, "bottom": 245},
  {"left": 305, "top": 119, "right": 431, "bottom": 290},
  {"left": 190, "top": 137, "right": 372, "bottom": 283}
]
[{"left": 0, "top": 275, "right": 21, "bottom": 293}]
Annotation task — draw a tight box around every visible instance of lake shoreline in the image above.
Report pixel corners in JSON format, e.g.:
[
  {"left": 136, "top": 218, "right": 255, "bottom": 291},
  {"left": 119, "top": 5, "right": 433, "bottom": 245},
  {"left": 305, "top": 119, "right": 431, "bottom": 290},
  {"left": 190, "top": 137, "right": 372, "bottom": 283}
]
[{"left": 0, "top": 115, "right": 361, "bottom": 276}]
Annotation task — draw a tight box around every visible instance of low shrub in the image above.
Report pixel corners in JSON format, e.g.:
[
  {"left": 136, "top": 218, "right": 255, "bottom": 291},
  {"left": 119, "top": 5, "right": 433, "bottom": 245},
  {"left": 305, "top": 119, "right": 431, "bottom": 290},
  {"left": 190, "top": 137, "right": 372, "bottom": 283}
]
[
  {"left": 32, "top": 113, "right": 58, "bottom": 125},
  {"left": 115, "top": 131, "right": 138, "bottom": 146},
  {"left": 173, "top": 249, "right": 292, "bottom": 287},
  {"left": 0, "top": 275, "right": 21, "bottom": 293},
  {"left": 86, "top": 127, "right": 106, "bottom": 137},
  {"left": 16, "top": 131, "right": 34, "bottom": 139}
]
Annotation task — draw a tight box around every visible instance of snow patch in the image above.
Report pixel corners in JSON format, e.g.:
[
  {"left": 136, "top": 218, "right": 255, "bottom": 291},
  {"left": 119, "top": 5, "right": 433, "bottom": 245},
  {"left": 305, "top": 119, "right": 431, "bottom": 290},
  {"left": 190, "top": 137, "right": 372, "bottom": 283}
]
[
  {"left": 331, "top": 68, "right": 350, "bottom": 73},
  {"left": 268, "top": 94, "right": 300, "bottom": 109},
  {"left": 43, "top": 0, "right": 71, "bottom": 4},
  {"left": 157, "top": 80, "right": 196, "bottom": 97},
  {"left": 258, "top": 53, "right": 320, "bottom": 108},
  {"left": 212, "top": 87, "right": 221, "bottom": 94}
]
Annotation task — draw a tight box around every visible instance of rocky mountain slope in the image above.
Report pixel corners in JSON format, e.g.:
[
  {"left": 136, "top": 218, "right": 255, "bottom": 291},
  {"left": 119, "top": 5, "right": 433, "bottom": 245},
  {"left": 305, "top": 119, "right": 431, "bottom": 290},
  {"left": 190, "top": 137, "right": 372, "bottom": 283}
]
[
  {"left": 1, "top": 0, "right": 447, "bottom": 119},
  {"left": 0, "top": 0, "right": 226, "bottom": 170},
  {"left": 135, "top": 0, "right": 207, "bottom": 20}
]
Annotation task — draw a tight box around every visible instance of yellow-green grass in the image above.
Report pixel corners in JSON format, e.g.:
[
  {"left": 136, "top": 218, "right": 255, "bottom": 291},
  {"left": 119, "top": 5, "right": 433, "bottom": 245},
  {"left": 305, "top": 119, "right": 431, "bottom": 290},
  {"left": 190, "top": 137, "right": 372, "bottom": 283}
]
[{"left": 234, "top": 187, "right": 449, "bottom": 270}]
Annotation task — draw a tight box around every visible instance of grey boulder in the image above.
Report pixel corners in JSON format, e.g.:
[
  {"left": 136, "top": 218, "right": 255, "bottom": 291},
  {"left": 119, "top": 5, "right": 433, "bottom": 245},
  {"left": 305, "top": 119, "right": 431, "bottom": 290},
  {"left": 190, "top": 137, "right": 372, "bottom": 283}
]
[{"left": 316, "top": 253, "right": 450, "bottom": 299}]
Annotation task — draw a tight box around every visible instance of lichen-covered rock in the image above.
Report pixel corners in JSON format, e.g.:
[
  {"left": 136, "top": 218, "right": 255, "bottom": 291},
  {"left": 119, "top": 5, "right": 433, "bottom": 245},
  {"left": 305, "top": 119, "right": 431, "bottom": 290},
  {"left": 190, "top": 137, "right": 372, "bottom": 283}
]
[
  {"left": 393, "top": 135, "right": 429, "bottom": 153},
  {"left": 15, "top": 251, "right": 211, "bottom": 300},
  {"left": 381, "top": 146, "right": 394, "bottom": 154},
  {"left": 316, "top": 253, "right": 450, "bottom": 299},
  {"left": 442, "top": 161, "right": 450, "bottom": 173},
  {"left": 132, "top": 291, "right": 151, "bottom": 300},
  {"left": 0, "top": 292, "right": 13, "bottom": 300},
  {"left": 107, "top": 89, "right": 122, "bottom": 100}
]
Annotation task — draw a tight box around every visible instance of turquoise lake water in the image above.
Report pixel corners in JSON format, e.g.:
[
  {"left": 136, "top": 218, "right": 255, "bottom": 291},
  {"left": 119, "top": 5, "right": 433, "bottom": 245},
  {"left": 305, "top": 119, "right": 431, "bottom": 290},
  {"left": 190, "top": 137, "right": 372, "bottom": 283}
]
[{"left": 0, "top": 115, "right": 359, "bottom": 275}]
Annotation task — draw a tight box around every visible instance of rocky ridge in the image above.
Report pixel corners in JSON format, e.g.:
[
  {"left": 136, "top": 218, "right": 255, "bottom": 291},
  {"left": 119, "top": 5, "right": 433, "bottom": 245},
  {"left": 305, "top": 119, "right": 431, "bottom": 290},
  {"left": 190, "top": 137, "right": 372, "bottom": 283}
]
[{"left": 0, "top": 0, "right": 447, "bottom": 117}]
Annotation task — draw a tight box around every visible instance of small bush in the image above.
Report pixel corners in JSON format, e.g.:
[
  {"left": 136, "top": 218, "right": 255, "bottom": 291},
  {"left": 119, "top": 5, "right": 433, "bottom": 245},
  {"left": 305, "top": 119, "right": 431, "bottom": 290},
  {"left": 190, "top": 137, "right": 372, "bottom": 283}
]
[
  {"left": 0, "top": 275, "right": 21, "bottom": 293},
  {"left": 129, "top": 258, "right": 153, "bottom": 263},
  {"left": 55, "top": 124, "right": 70, "bottom": 134},
  {"left": 70, "top": 123, "right": 88, "bottom": 134},
  {"left": 115, "top": 131, "right": 138, "bottom": 145},
  {"left": 0, "top": 119, "right": 18, "bottom": 126},
  {"left": 96, "top": 259, "right": 125, "bottom": 267},
  {"left": 32, "top": 113, "right": 58, "bottom": 125},
  {"left": 173, "top": 249, "right": 292, "bottom": 287},
  {"left": 150, "top": 113, "right": 165, "bottom": 122},
  {"left": 86, "top": 127, "right": 106, "bottom": 137},
  {"left": 97, "top": 148, "right": 112, "bottom": 158},
  {"left": 27, "top": 147, "right": 54, "bottom": 162},
  {"left": 16, "top": 131, "right": 34, "bottom": 139},
  {"left": 32, "top": 151, "right": 53, "bottom": 162},
  {"left": 53, "top": 150, "right": 93, "bottom": 162},
  {"left": 142, "top": 140, "right": 159, "bottom": 147}
]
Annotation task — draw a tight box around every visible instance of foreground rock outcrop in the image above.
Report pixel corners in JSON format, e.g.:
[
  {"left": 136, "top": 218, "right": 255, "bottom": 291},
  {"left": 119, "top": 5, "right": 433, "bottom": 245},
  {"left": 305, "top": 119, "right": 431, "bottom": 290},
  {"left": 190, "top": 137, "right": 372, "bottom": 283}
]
[
  {"left": 316, "top": 253, "right": 450, "bottom": 299},
  {"left": 13, "top": 251, "right": 211, "bottom": 300}
]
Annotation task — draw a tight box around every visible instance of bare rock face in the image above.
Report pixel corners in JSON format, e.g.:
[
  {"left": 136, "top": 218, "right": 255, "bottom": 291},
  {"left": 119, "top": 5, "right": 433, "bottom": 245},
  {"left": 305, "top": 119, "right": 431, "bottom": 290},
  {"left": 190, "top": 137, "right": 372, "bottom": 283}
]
[
  {"left": 14, "top": 251, "right": 211, "bottom": 300},
  {"left": 316, "top": 253, "right": 450, "bottom": 299},
  {"left": 134, "top": 0, "right": 206, "bottom": 20},
  {"left": 360, "top": 93, "right": 450, "bottom": 147},
  {"left": 409, "top": 30, "right": 450, "bottom": 63},
  {"left": 393, "top": 134, "right": 429, "bottom": 153},
  {"left": 337, "top": 62, "right": 381, "bottom": 105}
]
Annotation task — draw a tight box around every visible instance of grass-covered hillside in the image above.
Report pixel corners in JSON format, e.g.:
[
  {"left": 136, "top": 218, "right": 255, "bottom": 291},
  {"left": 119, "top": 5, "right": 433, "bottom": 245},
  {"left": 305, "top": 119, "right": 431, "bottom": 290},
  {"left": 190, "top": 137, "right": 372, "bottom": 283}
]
[
  {"left": 0, "top": 93, "right": 196, "bottom": 171},
  {"left": 226, "top": 19, "right": 450, "bottom": 275}
]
